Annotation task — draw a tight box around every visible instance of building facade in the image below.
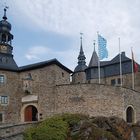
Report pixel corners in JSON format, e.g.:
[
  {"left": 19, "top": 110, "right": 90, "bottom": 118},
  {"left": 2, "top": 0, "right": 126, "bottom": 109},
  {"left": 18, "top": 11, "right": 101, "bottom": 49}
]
[{"left": 0, "top": 9, "right": 140, "bottom": 125}]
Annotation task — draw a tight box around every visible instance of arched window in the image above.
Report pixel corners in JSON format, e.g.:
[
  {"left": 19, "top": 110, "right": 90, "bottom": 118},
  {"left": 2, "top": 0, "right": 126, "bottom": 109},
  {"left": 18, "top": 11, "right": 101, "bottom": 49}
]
[{"left": 126, "top": 106, "right": 135, "bottom": 123}]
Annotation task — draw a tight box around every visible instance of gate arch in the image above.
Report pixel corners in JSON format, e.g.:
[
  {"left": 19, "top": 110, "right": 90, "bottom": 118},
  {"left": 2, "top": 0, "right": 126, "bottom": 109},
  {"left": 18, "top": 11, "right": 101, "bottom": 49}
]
[
  {"left": 21, "top": 103, "right": 38, "bottom": 122},
  {"left": 24, "top": 105, "right": 38, "bottom": 122}
]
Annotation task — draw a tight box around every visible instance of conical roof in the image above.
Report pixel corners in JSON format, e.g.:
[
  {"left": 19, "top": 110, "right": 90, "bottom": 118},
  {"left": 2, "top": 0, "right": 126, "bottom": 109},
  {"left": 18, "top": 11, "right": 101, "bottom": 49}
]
[{"left": 88, "top": 45, "right": 99, "bottom": 67}]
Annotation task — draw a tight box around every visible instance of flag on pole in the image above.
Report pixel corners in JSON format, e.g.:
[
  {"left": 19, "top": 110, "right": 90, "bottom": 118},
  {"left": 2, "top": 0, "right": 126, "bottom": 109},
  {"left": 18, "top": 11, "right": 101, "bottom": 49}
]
[
  {"left": 132, "top": 50, "right": 139, "bottom": 73},
  {"left": 98, "top": 34, "right": 108, "bottom": 60}
]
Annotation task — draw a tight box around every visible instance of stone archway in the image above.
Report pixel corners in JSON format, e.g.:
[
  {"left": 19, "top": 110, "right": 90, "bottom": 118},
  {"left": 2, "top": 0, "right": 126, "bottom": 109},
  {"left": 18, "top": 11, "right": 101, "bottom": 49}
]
[
  {"left": 126, "top": 106, "right": 135, "bottom": 123},
  {"left": 24, "top": 105, "right": 38, "bottom": 122}
]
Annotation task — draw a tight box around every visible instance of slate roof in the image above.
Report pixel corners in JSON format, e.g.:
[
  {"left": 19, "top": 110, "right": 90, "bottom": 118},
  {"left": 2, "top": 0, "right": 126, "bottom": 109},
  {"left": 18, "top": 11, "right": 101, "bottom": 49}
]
[
  {"left": 0, "top": 56, "right": 73, "bottom": 73},
  {"left": 19, "top": 58, "right": 72, "bottom": 73},
  {"left": 108, "top": 52, "right": 131, "bottom": 65},
  {"left": 86, "top": 51, "right": 140, "bottom": 79},
  {"left": 0, "top": 53, "right": 18, "bottom": 71},
  {"left": 88, "top": 50, "right": 99, "bottom": 67},
  {"left": 87, "top": 52, "right": 131, "bottom": 68}
]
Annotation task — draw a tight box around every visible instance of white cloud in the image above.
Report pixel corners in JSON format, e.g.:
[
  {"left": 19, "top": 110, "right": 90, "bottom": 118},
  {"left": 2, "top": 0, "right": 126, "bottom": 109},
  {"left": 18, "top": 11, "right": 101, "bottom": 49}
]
[
  {"left": 25, "top": 46, "right": 50, "bottom": 60},
  {"left": 8, "top": 0, "right": 140, "bottom": 67},
  {"left": 24, "top": 45, "right": 77, "bottom": 70}
]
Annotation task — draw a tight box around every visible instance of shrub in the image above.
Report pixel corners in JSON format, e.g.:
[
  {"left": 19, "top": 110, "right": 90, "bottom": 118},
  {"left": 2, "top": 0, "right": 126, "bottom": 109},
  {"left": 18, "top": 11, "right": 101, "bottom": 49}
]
[{"left": 24, "top": 115, "right": 68, "bottom": 140}]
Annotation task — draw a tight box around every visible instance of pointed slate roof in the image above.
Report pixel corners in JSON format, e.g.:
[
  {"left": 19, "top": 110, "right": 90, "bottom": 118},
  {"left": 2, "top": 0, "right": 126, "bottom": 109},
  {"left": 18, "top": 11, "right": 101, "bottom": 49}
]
[
  {"left": 74, "top": 35, "right": 87, "bottom": 72},
  {"left": 88, "top": 50, "right": 99, "bottom": 67},
  {"left": 88, "top": 42, "right": 99, "bottom": 67}
]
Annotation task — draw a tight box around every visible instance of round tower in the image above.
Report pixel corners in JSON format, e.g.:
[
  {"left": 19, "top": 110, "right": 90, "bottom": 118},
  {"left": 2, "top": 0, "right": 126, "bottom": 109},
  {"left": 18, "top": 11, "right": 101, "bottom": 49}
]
[{"left": 72, "top": 33, "right": 87, "bottom": 83}]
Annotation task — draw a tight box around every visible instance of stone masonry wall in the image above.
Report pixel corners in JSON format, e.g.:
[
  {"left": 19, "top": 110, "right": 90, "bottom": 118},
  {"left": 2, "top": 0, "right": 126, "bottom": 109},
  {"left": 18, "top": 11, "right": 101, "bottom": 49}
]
[
  {"left": 19, "top": 64, "right": 71, "bottom": 121},
  {"left": 54, "top": 83, "right": 140, "bottom": 122},
  {"left": 0, "top": 70, "right": 22, "bottom": 124},
  {"left": 0, "top": 122, "right": 39, "bottom": 140},
  {"left": 123, "top": 88, "right": 140, "bottom": 123},
  {"left": 54, "top": 84, "right": 124, "bottom": 118}
]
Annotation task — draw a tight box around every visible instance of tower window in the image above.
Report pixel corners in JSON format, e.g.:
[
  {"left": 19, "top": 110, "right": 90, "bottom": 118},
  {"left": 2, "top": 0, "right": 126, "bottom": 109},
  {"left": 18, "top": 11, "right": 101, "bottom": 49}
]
[
  {"left": 0, "top": 96, "right": 9, "bottom": 105},
  {"left": 0, "top": 75, "right": 5, "bottom": 84},
  {"left": 2, "top": 34, "right": 6, "bottom": 42}
]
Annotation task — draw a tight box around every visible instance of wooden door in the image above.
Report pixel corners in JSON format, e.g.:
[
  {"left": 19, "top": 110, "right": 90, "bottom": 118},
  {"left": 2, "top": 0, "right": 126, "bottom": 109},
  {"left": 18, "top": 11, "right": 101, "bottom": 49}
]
[{"left": 25, "top": 106, "right": 32, "bottom": 122}]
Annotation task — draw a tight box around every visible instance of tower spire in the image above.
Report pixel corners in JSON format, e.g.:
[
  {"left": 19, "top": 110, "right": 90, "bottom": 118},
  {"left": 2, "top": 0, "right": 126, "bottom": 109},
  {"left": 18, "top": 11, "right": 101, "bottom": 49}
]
[
  {"left": 78, "top": 33, "right": 86, "bottom": 65},
  {"left": 74, "top": 33, "right": 87, "bottom": 73}
]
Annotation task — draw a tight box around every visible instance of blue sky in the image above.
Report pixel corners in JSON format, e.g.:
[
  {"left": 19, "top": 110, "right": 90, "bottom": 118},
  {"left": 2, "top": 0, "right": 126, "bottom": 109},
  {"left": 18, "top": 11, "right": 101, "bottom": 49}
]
[{"left": 0, "top": 0, "right": 140, "bottom": 70}]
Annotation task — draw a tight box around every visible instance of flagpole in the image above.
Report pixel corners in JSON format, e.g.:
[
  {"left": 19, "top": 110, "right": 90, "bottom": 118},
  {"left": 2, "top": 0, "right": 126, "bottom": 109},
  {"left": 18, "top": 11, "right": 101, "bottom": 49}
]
[
  {"left": 98, "top": 57, "right": 101, "bottom": 84},
  {"left": 131, "top": 47, "right": 135, "bottom": 90},
  {"left": 97, "top": 32, "right": 101, "bottom": 84},
  {"left": 119, "top": 38, "right": 122, "bottom": 86}
]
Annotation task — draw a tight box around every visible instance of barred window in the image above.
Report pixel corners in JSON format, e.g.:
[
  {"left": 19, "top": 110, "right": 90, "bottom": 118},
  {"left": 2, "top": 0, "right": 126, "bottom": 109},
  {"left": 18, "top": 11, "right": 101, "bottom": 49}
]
[{"left": 0, "top": 96, "right": 9, "bottom": 105}]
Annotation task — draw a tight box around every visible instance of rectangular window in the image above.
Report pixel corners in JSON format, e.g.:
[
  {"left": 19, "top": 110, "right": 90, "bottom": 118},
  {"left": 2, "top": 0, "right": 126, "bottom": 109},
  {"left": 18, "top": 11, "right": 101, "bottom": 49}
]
[
  {"left": 117, "top": 78, "right": 121, "bottom": 85},
  {"left": 0, "top": 96, "right": 9, "bottom": 105},
  {"left": 0, "top": 75, "right": 5, "bottom": 84},
  {"left": 0, "top": 113, "right": 3, "bottom": 122},
  {"left": 111, "top": 79, "right": 116, "bottom": 86}
]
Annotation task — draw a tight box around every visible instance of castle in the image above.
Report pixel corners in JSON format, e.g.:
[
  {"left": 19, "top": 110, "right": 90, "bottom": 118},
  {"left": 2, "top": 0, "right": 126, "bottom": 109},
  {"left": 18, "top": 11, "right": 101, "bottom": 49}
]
[{"left": 0, "top": 8, "right": 140, "bottom": 125}]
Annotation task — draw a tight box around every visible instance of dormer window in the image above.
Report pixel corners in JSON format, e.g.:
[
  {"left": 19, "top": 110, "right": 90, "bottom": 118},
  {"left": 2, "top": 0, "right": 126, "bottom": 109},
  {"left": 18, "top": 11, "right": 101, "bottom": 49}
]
[{"left": 0, "top": 75, "right": 5, "bottom": 84}]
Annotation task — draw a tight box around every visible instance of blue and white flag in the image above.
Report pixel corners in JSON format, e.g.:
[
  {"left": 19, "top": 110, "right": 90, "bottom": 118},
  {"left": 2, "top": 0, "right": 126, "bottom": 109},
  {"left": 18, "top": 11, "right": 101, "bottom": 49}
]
[{"left": 98, "top": 34, "right": 108, "bottom": 60}]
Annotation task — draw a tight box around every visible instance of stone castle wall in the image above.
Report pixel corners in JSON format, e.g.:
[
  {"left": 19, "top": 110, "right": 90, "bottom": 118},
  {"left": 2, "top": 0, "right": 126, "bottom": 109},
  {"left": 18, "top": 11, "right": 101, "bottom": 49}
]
[
  {"left": 54, "top": 83, "right": 140, "bottom": 122},
  {"left": 1, "top": 64, "right": 140, "bottom": 124}
]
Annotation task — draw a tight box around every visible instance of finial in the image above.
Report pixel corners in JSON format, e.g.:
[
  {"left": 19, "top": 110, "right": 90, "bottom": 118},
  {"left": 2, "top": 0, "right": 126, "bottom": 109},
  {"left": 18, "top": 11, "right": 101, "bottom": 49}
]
[
  {"left": 80, "top": 32, "right": 83, "bottom": 44},
  {"left": 3, "top": 6, "right": 9, "bottom": 20},
  {"left": 80, "top": 32, "right": 83, "bottom": 53},
  {"left": 93, "top": 40, "right": 96, "bottom": 51}
]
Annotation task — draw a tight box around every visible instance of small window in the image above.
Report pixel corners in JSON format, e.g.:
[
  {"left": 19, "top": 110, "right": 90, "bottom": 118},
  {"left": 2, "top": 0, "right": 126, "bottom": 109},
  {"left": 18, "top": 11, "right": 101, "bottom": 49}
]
[
  {"left": 0, "top": 113, "right": 3, "bottom": 122},
  {"left": 111, "top": 79, "right": 116, "bottom": 86},
  {"left": 118, "top": 78, "right": 121, "bottom": 84},
  {"left": 0, "top": 96, "right": 9, "bottom": 105},
  {"left": 0, "top": 75, "right": 5, "bottom": 84},
  {"left": 62, "top": 72, "right": 64, "bottom": 77}
]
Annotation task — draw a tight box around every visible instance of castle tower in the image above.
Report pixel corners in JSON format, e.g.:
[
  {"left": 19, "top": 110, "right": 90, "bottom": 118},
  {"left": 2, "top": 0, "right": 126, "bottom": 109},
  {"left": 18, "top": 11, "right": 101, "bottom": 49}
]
[
  {"left": 0, "top": 8, "right": 18, "bottom": 71},
  {"left": 86, "top": 41, "right": 100, "bottom": 83},
  {"left": 72, "top": 33, "right": 87, "bottom": 83}
]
